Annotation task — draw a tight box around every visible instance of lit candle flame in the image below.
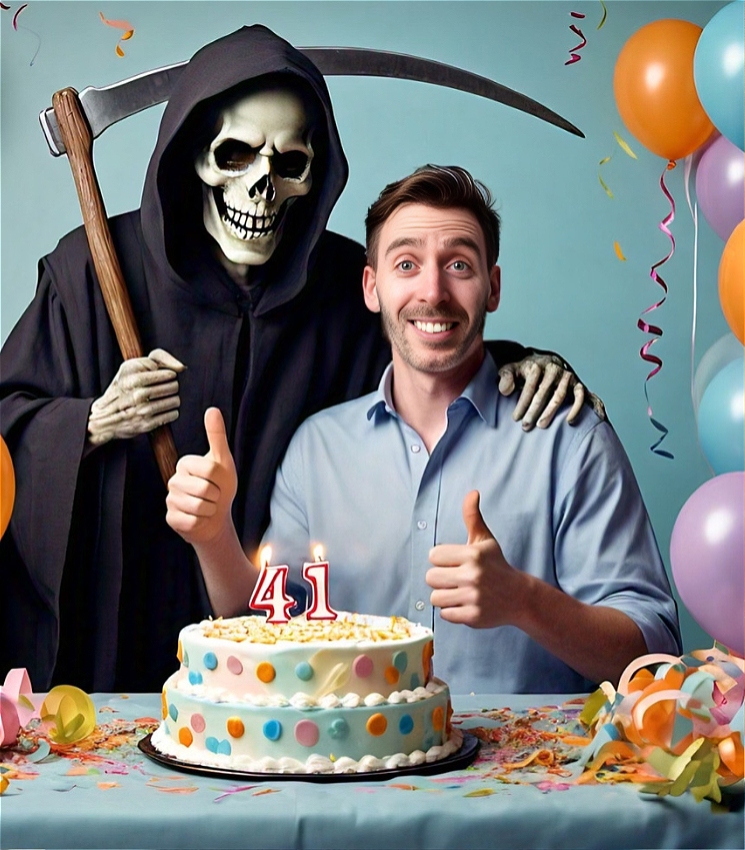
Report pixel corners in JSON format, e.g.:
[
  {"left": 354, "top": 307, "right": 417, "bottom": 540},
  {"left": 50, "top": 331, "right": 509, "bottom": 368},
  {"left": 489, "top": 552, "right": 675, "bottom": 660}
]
[
  {"left": 313, "top": 544, "right": 325, "bottom": 563},
  {"left": 260, "top": 545, "right": 272, "bottom": 569}
]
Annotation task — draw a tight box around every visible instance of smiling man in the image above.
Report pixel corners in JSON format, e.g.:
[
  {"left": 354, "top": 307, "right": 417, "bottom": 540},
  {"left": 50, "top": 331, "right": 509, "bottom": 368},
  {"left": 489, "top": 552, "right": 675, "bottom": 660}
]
[{"left": 165, "top": 165, "right": 681, "bottom": 695}]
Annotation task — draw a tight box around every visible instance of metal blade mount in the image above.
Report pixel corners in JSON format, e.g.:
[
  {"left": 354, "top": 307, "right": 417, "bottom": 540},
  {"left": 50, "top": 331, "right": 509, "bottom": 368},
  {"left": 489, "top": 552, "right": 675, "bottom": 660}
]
[{"left": 40, "top": 46, "right": 583, "bottom": 156}]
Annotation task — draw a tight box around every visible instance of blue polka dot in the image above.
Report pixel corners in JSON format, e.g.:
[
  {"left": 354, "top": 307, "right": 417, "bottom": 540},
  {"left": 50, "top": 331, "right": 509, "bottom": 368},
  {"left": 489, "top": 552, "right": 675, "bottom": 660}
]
[
  {"left": 399, "top": 714, "right": 414, "bottom": 735},
  {"left": 263, "top": 719, "right": 282, "bottom": 741},
  {"left": 393, "top": 651, "right": 408, "bottom": 673},
  {"left": 168, "top": 704, "right": 178, "bottom": 722},
  {"left": 183, "top": 651, "right": 190, "bottom": 668},
  {"left": 409, "top": 673, "right": 421, "bottom": 690},
  {"left": 188, "top": 670, "right": 203, "bottom": 685},
  {"left": 216, "top": 739, "right": 232, "bottom": 756},
  {"left": 203, "top": 651, "right": 218, "bottom": 670},
  {"left": 295, "top": 661, "right": 314, "bottom": 681},
  {"left": 328, "top": 719, "right": 349, "bottom": 740},
  {"left": 423, "top": 732, "right": 434, "bottom": 751},
  {"left": 205, "top": 736, "right": 219, "bottom": 753}
]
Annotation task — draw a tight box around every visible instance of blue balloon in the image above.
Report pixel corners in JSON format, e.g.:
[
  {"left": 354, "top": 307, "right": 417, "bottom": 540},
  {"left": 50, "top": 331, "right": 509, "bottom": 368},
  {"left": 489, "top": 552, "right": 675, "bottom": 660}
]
[
  {"left": 697, "top": 357, "right": 745, "bottom": 474},
  {"left": 694, "top": 1, "right": 745, "bottom": 150}
]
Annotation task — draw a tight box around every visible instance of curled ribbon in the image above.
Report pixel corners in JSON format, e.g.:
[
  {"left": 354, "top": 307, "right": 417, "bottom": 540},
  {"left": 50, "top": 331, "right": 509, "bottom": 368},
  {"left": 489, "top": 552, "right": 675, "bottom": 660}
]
[
  {"left": 99, "top": 11, "right": 135, "bottom": 57},
  {"left": 565, "top": 12, "right": 587, "bottom": 65},
  {"left": 637, "top": 161, "right": 676, "bottom": 459}
]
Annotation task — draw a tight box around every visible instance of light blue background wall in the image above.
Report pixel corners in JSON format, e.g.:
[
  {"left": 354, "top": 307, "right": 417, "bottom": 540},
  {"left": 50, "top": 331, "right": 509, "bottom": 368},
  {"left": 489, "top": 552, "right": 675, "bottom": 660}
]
[{"left": 1, "top": 1, "right": 732, "bottom": 652}]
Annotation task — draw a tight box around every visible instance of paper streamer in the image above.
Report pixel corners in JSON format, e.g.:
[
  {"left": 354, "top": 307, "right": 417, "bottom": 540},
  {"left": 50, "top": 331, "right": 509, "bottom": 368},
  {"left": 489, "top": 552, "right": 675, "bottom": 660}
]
[
  {"left": 637, "top": 161, "right": 677, "bottom": 459},
  {"left": 1, "top": 3, "right": 41, "bottom": 64},
  {"left": 99, "top": 11, "right": 134, "bottom": 57},
  {"left": 40, "top": 685, "right": 97, "bottom": 745},
  {"left": 565, "top": 12, "right": 587, "bottom": 65},
  {"left": 581, "top": 647, "right": 744, "bottom": 804}
]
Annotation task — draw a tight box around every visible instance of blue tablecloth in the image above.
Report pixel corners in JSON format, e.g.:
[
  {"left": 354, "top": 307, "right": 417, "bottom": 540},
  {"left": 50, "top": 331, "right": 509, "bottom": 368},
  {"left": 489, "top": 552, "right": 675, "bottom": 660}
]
[{"left": 0, "top": 693, "right": 741, "bottom": 849}]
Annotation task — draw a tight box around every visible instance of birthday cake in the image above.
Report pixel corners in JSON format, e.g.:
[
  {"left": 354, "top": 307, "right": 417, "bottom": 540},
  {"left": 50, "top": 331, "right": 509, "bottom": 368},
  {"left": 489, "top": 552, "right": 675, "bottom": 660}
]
[{"left": 150, "top": 612, "right": 460, "bottom": 774}]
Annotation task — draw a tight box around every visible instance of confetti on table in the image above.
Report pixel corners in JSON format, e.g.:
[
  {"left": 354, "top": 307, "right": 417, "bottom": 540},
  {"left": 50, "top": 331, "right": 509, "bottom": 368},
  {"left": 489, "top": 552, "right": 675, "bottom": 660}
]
[{"left": 99, "top": 11, "right": 134, "bottom": 57}]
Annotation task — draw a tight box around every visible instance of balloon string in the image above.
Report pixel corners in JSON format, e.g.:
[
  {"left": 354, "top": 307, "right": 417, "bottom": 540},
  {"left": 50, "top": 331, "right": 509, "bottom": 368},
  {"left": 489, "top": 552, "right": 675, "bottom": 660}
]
[
  {"left": 682, "top": 155, "right": 700, "bottom": 417},
  {"left": 637, "top": 161, "right": 676, "bottom": 459}
]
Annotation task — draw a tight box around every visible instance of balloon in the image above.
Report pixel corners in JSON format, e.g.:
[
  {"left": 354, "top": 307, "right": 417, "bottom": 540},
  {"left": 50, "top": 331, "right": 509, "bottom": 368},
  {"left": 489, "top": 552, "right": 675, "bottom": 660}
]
[
  {"left": 696, "top": 134, "right": 745, "bottom": 241},
  {"left": 693, "top": 333, "right": 744, "bottom": 413},
  {"left": 614, "top": 19, "right": 715, "bottom": 162},
  {"left": 670, "top": 472, "right": 744, "bottom": 656},
  {"left": 694, "top": 1, "right": 745, "bottom": 151},
  {"left": 0, "top": 435, "right": 15, "bottom": 539},
  {"left": 719, "top": 220, "right": 745, "bottom": 344},
  {"left": 697, "top": 358, "right": 744, "bottom": 474}
]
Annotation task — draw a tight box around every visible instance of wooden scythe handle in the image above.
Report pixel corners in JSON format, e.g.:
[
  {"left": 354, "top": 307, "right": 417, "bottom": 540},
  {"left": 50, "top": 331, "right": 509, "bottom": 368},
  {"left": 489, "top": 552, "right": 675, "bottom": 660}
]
[{"left": 52, "top": 87, "right": 178, "bottom": 485}]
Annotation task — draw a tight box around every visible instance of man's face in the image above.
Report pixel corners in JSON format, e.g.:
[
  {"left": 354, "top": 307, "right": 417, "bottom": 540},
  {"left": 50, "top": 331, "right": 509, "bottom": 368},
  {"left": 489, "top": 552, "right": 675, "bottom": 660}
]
[
  {"left": 194, "top": 86, "right": 315, "bottom": 268},
  {"left": 363, "top": 203, "right": 500, "bottom": 376}
]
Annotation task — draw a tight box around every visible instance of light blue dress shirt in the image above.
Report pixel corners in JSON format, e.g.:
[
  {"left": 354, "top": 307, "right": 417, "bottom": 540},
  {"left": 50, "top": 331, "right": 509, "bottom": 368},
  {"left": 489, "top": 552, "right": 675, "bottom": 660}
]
[{"left": 263, "top": 352, "right": 681, "bottom": 694}]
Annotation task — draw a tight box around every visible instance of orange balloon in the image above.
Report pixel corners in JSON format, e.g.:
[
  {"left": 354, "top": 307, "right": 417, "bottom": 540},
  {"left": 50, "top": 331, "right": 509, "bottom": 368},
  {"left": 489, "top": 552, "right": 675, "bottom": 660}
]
[
  {"left": 614, "top": 19, "right": 715, "bottom": 162},
  {"left": 719, "top": 220, "right": 745, "bottom": 345},
  {"left": 0, "top": 435, "right": 15, "bottom": 539}
]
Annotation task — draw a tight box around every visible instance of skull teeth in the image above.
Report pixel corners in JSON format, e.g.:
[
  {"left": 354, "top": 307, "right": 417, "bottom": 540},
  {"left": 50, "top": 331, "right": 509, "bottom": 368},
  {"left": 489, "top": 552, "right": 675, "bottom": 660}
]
[{"left": 223, "top": 203, "right": 277, "bottom": 241}]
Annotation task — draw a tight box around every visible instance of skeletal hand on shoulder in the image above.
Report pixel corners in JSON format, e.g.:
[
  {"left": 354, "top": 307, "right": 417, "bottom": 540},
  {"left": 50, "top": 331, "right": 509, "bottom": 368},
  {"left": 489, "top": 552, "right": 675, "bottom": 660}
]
[
  {"left": 498, "top": 353, "right": 606, "bottom": 431},
  {"left": 87, "top": 348, "right": 186, "bottom": 446}
]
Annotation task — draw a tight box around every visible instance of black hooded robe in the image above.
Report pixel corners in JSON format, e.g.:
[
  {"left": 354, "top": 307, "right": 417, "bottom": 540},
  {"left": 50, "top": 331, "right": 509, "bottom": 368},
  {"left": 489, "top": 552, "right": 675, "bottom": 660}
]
[{"left": 0, "top": 25, "right": 530, "bottom": 692}]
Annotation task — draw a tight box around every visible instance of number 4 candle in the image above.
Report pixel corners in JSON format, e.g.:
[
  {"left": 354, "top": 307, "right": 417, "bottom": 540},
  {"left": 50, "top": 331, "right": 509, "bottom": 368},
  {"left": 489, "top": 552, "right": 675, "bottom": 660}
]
[
  {"left": 303, "top": 545, "right": 338, "bottom": 621},
  {"left": 248, "top": 546, "right": 295, "bottom": 624}
]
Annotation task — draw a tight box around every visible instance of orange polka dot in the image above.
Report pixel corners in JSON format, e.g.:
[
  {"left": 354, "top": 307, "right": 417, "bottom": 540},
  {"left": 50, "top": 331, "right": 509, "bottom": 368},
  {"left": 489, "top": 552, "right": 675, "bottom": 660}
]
[
  {"left": 422, "top": 641, "right": 434, "bottom": 683},
  {"left": 366, "top": 713, "right": 388, "bottom": 736},
  {"left": 179, "top": 727, "right": 194, "bottom": 747},
  {"left": 432, "top": 706, "right": 444, "bottom": 732},
  {"left": 177, "top": 640, "right": 183, "bottom": 664},
  {"left": 384, "top": 666, "right": 400, "bottom": 685},
  {"left": 227, "top": 717, "right": 245, "bottom": 738},
  {"left": 256, "top": 661, "right": 276, "bottom": 683},
  {"left": 161, "top": 690, "right": 168, "bottom": 720}
]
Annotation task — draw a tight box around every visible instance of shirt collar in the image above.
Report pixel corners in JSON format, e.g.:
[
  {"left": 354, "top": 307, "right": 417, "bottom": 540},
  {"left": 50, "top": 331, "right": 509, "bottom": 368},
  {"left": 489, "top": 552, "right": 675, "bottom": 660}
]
[{"left": 366, "top": 350, "right": 499, "bottom": 426}]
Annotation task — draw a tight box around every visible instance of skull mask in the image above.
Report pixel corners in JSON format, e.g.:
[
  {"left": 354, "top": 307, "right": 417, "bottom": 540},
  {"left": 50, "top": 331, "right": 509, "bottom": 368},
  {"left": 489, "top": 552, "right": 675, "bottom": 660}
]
[{"left": 195, "top": 84, "right": 315, "bottom": 267}]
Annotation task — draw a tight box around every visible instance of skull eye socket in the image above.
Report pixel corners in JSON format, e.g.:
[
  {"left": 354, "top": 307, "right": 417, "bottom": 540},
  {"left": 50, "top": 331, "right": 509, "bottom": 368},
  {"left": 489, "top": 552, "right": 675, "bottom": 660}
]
[
  {"left": 273, "top": 150, "right": 311, "bottom": 180},
  {"left": 214, "top": 139, "right": 259, "bottom": 172}
]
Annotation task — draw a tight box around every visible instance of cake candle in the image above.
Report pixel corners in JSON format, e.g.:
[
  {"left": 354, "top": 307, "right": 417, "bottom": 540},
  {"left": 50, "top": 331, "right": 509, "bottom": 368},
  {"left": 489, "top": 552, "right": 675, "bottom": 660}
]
[
  {"left": 249, "top": 545, "right": 295, "bottom": 623},
  {"left": 303, "top": 544, "right": 338, "bottom": 621}
]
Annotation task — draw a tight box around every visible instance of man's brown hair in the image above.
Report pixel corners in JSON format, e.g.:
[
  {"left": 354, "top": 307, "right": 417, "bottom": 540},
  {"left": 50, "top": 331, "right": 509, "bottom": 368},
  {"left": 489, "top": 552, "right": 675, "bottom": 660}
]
[{"left": 365, "top": 165, "right": 501, "bottom": 269}]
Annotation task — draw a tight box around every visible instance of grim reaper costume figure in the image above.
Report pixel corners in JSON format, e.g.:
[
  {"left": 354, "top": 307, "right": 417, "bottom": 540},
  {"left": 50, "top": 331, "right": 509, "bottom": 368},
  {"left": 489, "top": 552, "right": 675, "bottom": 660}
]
[{"left": 0, "top": 26, "right": 595, "bottom": 692}]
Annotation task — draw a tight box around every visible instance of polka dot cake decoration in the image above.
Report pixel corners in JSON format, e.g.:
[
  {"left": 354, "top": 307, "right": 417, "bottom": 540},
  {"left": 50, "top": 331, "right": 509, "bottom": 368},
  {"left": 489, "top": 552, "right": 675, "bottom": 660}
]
[{"left": 150, "top": 611, "right": 460, "bottom": 774}]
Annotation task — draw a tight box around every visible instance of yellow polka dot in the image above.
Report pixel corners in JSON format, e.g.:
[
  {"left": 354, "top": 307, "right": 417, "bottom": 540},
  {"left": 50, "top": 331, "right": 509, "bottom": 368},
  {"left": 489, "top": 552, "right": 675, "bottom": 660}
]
[
  {"left": 432, "top": 706, "right": 444, "bottom": 732},
  {"left": 227, "top": 717, "right": 245, "bottom": 738},
  {"left": 256, "top": 661, "right": 276, "bottom": 683},
  {"left": 384, "top": 666, "right": 400, "bottom": 685},
  {"left": 177, "top": 640, "right": 183, "bottom": 663},
  {"left": 366, "top": 713, "right": 387, "bottom": 736},
  {"left": 161, "top": 690, "right": 167, "bottom": 720},
  {"left": 179, "top": 727, "right": 194, "bottom": 747}
]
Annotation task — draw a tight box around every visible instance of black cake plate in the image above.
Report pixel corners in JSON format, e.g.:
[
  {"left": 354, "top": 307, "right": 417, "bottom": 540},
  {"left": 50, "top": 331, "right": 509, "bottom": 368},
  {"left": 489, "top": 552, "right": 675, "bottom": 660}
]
[{"left": 138, "top": 731, "right": 479, "bottom": 783}]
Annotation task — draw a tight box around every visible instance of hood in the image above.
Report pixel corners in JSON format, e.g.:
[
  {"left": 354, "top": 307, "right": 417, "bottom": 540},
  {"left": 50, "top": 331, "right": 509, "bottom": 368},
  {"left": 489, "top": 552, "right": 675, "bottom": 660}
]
[{"left": 139, "top": 25, "right": 349, "bottom": 315}]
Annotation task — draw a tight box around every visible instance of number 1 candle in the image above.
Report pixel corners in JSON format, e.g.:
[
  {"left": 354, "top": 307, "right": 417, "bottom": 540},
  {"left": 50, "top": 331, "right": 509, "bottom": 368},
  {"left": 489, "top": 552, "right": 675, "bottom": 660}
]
[{"left": 303, "top": 544, "right": 338, "bottom": 621}]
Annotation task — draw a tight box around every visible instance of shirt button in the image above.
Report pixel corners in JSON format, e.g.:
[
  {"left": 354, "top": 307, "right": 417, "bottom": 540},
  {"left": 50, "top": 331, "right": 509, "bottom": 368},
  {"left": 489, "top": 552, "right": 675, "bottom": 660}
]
[
  {"left": 417, "top": 520, "right": 427, "bottom": 530},
  {"left": 410, "top": 444, "right": 421, "bottom": 453},
  {"left": 415, "top": 600, "right": 425, "bottom": 611}
]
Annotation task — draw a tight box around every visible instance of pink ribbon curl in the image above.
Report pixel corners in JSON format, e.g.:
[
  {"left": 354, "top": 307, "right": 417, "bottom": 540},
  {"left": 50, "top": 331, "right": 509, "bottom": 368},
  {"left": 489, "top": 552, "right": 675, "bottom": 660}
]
[{"left": 638, "top": 161, "right": 676, "bottom": 459}]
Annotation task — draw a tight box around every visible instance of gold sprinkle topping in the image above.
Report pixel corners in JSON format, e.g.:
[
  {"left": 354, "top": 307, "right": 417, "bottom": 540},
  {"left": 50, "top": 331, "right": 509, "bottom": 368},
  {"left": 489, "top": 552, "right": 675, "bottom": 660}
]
[{"left": 201, "top": 613, "right": 418, "bottom": 645}]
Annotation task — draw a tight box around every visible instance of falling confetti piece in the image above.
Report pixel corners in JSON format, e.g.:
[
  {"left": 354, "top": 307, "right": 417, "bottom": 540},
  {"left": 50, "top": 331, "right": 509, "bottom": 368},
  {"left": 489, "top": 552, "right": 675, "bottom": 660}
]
[
  {"left": 99, "top": 11, "right": 135, "bottom": 57},
  {"left": 0, "top": 3, "right": 12, "bottom": 9},
  {"left": 11, "top": 2, "right": 25, "bottom": 28},
  {"left": 598, "top": 156, "right": 614, "bottom": 199},
  {"left": 613, "top": 241, "right": 626, "bottom": 262},
  {"left": 565, "top": 15, "right": 587, "bottom": 65},
  {"left": 597, "top": 1, "right": 608, "bottom": 30},
  {"left": 613, "top": 131, "right": 637, "bottom": 159}
]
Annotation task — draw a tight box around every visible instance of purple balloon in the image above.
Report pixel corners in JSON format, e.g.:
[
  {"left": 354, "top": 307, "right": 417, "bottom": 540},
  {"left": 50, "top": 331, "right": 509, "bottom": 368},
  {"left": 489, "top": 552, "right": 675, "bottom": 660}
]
[
  {"left": 696, "top": 134, "right": 745, "bottom": 241},
  {"left": 670, "top": 472, "right": 744, "bottom": 656}
]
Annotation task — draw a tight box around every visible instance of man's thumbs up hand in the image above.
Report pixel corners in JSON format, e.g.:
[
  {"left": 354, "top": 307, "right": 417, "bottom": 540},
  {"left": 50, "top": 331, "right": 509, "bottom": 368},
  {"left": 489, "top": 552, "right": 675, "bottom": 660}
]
[
  {"left": 427, "top": 490, "right": 524, "bottom": 629},
  {"left": 166, "top": 407, "right": 238, "bottom": 545}
]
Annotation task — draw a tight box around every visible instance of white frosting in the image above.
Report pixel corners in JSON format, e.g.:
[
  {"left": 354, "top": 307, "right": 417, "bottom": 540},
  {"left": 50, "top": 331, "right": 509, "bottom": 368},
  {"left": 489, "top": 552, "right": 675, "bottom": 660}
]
[{"left": 151, "top": 725, "right": 463, "bottom": 775}]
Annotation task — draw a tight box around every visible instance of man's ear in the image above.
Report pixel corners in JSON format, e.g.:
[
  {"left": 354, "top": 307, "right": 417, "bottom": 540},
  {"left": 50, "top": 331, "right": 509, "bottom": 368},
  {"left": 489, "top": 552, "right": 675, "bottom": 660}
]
[
  {"left": 487, "top": 265, "right": 501, "bottom": 313},
  {"left": 362, "top": 265, "right": 381, "bottom": 313}
]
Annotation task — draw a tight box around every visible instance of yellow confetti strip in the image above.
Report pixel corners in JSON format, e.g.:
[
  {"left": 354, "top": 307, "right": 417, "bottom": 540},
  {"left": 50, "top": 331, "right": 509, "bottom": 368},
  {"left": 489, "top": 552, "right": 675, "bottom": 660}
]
[{"left": 614, "top": 241, "right": 626, "bottom": 261}]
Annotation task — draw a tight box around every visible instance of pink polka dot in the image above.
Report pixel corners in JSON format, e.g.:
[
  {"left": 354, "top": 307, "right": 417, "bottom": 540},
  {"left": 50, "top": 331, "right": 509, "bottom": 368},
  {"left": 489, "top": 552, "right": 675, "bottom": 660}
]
[
  {"left": 227, "top": 656, "right": 243, "bottom": 675},
  {"left": 353, "top": 654, "right": 374, "bottom": 678},
  {"left": 294, "top": 720, "right": 320, "bottom": 748},
  {"left": 190, "top": 713, "right": 206, "bottom": 733}
]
